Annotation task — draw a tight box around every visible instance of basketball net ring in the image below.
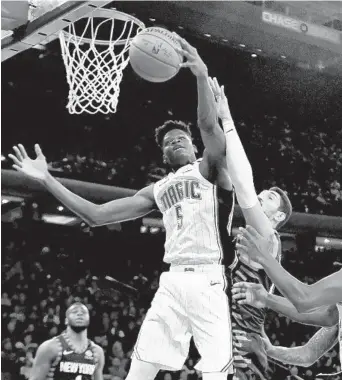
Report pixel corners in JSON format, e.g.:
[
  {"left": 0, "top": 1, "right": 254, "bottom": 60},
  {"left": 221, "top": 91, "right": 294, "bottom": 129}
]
[{"left": 59, "top": 9, "right": 145, "bottom": 115}]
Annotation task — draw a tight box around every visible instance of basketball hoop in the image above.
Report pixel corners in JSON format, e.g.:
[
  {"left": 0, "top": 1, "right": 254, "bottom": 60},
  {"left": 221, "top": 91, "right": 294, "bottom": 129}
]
[{"left": 59, "top": 8, "right": 145, "bottom": 115}]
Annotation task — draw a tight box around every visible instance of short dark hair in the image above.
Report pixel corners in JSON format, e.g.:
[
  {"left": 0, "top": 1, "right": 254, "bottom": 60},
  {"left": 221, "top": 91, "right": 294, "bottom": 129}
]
[
  {"left": 155, "top": 120, "right": 192, "bottom": 148},
  {"left": 66, "top": 300, "right": 87, "bottom": 314},
  {"left": 270, "top": 187, "right": 292, "bottom": 230}
]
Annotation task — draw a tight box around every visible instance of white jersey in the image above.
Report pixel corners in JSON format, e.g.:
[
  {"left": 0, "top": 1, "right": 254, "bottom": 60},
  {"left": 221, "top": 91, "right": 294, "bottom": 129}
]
[
  {"left": 153, "top": 159, "right": 235, "bottom": 266},
  {"left": 337, "top": 302, "right": 342, "bottom": 366}
]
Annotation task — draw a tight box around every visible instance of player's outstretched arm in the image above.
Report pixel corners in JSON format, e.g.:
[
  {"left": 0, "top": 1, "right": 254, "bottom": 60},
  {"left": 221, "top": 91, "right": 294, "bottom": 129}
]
[
  {"left": 174, "top": 34, "right": 226, "bottom": 160},
  {"left": 9, "top": 144, "right": 156, "bottom": 227},
  {"left": 93, "top": 344, "right": 105, "bottom": 380},
  {"left": 264, "top": 325, "right": 339, "bottom": 367},
  {"left": 208, "top": 79, "right": 274, "bottom": 238},
  {"left": 237, "top": 225, "right": 342, "bottom": 312},
  {"left": 29, "top": 340, "right": 58, "bottom": 380},
  {"left": 232, "top": 282, "right": 339, "bottom": 327}
]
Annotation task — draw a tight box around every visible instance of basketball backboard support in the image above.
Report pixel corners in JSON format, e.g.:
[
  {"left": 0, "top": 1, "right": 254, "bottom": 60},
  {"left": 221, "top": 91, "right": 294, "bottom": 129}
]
[{"left": 1, "top": 1, "right": 113, "bottom": 62}]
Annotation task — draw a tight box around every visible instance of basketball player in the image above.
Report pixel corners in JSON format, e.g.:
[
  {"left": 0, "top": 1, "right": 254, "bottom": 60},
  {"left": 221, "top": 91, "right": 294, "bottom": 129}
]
[
  {"left": 10, "top": 36, "right": 235, "bottom": 380},
  {"left": 29, "top": 302, "right": 104, "bottom": 380},
  {"left": 207, "top": 77, "right": 293, "bottom": 380},
  {"left": 232, "top": 270, "right": 341, "bottom": 375},
  {"left": 233, "top": 225, "right": 342, "bottom": 311},
  {"left": 232, "top": 225, "right": 342, "bottom": 375}
]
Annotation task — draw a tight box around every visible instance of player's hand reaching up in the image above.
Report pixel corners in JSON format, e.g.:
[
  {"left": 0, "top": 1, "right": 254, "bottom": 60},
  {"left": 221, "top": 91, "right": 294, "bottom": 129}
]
[
  {"left": 232, "top": 282, "right": 268, "bottom": 309},
  {"left": 8, "top": 144, "right": 49, "bottom": 181},
  {"left": 173, "top": 34, "right": 208, "bottom": 78},
  {"left": 208, "top": 76, "right": 232, "bottom": 121}
]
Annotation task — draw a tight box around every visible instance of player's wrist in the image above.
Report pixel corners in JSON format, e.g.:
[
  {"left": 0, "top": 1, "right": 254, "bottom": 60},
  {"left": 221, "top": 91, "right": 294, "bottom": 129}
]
[
  {"left": 196, "top": 65, "right": 208, "bottom": 79},
  {"left": 264, "top": 292, "right": 272, "bottom": 308},
  {"left": 41, "top": 171, "right": 53, "bottom": 185}
]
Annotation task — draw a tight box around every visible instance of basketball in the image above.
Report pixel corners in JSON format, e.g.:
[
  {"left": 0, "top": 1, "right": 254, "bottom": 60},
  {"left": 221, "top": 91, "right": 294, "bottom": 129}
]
[{"left": 129, "top": 27, "right": 183, "bottom": 83}]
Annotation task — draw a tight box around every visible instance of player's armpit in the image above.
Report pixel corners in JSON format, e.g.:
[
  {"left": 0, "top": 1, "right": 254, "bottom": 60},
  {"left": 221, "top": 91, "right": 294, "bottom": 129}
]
[
  {"left": 199, "top": 151, "right": 233, "bottom": 190},
  {"left": 29, "top": 340, "right": 58, "bottom": 380},
  {"left": 93, "top": 184, "right": 156, "bottom": 226},
  {"left": 93, "top": 344, "right": 105, "bottom": 380}
]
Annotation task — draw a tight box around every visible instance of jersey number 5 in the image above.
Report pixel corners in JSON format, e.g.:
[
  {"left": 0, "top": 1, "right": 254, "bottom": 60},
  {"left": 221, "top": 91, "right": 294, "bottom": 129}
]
[{"left": 175, "top": 205, "right": 183, "bottom": 229}]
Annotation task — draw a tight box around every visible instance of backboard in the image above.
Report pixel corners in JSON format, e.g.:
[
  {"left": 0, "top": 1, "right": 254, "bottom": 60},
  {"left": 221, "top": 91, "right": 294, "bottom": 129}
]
[{"left": 1, "top": 1, "right": 113, "bottom": 61}]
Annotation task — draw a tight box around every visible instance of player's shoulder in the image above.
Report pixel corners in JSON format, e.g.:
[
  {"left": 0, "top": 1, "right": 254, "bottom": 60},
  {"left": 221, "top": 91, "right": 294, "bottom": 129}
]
[
  {"left": 36, "top": 337, "right": 60, "bottom": 357},
  {"left": 136, "top": 183, "right": 155, "bottom": 199}
]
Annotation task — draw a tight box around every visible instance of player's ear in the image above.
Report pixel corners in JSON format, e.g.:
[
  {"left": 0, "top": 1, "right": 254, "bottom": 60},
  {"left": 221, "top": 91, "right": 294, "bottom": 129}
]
[
  {"left": 193, "top": 144, "right": 198, "bottom": 154},
  {"left": 163, "top": 154, "right": 168, "bottom": 164},
  {"left": 275, "top": 211, "right": 285, "bottom": 223},
  {"left": 65, "top": 318, "right": 68, "bottom": 326}
]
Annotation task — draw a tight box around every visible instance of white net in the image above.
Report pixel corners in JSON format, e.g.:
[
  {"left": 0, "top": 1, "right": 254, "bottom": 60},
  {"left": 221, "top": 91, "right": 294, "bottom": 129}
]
[{"left": 59, "top": 13, "right": 144, "bottom": 115}]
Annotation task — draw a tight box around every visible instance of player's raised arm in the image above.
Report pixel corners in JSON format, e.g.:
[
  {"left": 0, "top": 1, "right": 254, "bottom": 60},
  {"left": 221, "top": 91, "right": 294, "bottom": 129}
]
[
  {"left": 209, "top": 79, "right": 274, "bottom": 238},
  {"left": 9, "top": 144, "right": 156, "bottom": 227},
  {"left": 232, "top": 282, "right": 339, "bottom": 327},
  {"left": 264, "top": 325, "right": 339, "bottom": 368},
  {"left": 175, "top": 35, "right": 226, "bottom": 160},
  {"left": 237, "top": 225, "right": 342, "bottom": 312},
  {"left": 29, "top": 340, "right": 58, "bottom": 380}
]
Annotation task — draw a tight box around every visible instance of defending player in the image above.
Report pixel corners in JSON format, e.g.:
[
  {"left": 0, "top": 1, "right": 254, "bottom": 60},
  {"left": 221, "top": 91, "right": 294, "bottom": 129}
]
[
  {"left": 29, "top": 302, "right": 104, "bottom": 380},
  {"left": 232, "top": 225, "right": 342, "bottom": 375},
  {"left": 232, "top": 273, "right": 341, "bottom": 375},
  {"left": 208, "top": 77, "right": 293, "bottom": 380},
  {"left": 10, "top": 36, "right": 235, "bottom": 380},
  {"left": 234, "top": 225, "right": 342, "bottom": 311}
]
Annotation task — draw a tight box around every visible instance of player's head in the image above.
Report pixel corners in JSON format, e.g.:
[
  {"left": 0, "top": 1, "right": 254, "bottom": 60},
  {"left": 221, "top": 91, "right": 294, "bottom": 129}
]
[
  {"left": 258, "top": 187, "right": 292, "bottom": 230},
  {"left": 65, "top": 301, "right": 90, "bottom": 333},
  {"left": 155, "top": 120, "right": 197, "bottom": 167}
]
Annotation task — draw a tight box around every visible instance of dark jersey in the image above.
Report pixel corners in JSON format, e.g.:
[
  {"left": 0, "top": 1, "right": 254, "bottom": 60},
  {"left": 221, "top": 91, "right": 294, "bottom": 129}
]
[
  {"left": 229, "top": 232, "right": 282, "bottom": 380},
  {"left": 48, "top": 332, "right": 97, "bottom": 380}
]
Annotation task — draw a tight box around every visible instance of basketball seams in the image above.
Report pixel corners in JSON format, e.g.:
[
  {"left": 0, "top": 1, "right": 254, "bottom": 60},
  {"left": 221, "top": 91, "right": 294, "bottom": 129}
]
[
  {"left": 130, "top": 55, "right": 175, "bottom": 82},
  {"left": 132, "top": 32, "right": 182, "bottom": 67},
  {"left": 131, "top": 42, "right": 180, "bottom": 71}
]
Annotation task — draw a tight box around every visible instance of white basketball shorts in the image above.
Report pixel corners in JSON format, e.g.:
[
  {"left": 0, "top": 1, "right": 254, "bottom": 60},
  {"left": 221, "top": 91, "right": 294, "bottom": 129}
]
[{"left": 132, "top": 264, "right": 233, "bottom": 373}]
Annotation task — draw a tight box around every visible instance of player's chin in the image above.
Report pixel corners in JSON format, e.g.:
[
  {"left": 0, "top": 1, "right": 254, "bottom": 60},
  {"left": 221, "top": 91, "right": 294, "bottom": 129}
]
[{"left": 73, "top": 320, "right": 88, "bottom": 326}]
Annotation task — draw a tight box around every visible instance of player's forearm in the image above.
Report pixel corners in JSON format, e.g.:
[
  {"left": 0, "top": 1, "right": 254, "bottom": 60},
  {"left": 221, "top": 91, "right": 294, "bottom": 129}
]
[
  {"left": 265, "top": 294, "right": 331, "bottom": 327},
  {"left": 42, "top": 173, "right": 100, "bottom": 226},
  {"left": 196, "top": 73, "right": 217, "bottom": 131},
  {"left": 266, "top": 345, "right": 312, "bottom": 367},
  {"left": 261, "top": 256, "right": 311, "bottom": 313},
  {"left": 266, "top": 326, "right": 338, "bottom": 367},
  {"left": 222, "top": 119, "right": 257, "bottom": 208}
]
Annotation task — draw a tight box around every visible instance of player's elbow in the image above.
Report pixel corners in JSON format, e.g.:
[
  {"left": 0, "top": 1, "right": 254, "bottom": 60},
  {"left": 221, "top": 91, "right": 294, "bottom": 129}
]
[
  {"left": 292, "top": 290, "right": 314, "bottom": 314},
  {"left": 301, "top": 350, "right": 318, "bottom": 368},
  {"left": 84, "top": 205, "right": 109, "bottom": 227},
  {"left": 197, "top": 114, "right": 217, "bottom": 132}
]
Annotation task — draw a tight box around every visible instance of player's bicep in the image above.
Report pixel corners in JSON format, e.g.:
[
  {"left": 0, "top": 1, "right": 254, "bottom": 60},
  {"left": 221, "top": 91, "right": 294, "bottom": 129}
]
[
  {"left": 30, "top": 341, "right": 56, "bottom": 380},
  {"left": 96, "top": 185, "right": 156, "bottom": 225}
]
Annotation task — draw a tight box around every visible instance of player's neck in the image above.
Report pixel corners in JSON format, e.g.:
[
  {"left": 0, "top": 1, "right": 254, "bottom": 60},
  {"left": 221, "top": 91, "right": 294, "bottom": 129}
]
[
  {"left": 170, "top": 157, "right": 196, "bottom": 172},
  {"left": 66, "top": 327, "right": 88, "bottom": 345}
]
